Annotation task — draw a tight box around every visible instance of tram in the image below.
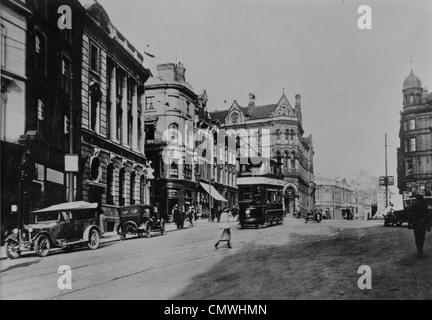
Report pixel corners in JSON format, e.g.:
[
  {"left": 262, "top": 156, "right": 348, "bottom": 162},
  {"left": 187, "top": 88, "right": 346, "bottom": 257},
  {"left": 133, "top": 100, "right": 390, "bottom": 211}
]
[{"left": 237, "top": 157, "right": 285, "bottom": 228}]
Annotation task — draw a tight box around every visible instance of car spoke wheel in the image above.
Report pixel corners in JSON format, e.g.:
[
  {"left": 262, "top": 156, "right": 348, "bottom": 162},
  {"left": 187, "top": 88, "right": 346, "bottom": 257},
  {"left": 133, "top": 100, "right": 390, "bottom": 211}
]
[
  {"left": 145, "top": 225, "right": 151, "bottom": 238},
  {"left": 5, "top": 239, "right": 21, "bottom": 259},
  {"left": 35, "top": 234, "right": 51, "bottom": 257},
  {"left": 87, "top": 229, "right": 100, "bottom": 250}
]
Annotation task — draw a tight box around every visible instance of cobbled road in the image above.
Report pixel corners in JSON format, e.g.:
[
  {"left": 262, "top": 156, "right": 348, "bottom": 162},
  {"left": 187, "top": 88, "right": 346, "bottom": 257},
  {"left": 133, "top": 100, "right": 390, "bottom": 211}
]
[{"left": 0, "top": 218, "right": 389, "bottom": 300}]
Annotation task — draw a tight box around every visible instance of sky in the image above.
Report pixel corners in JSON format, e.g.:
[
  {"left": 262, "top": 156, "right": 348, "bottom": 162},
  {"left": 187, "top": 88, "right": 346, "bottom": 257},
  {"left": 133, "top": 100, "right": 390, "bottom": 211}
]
[{"left": 97, "top": 0, "right": 432, "bottom": 198}]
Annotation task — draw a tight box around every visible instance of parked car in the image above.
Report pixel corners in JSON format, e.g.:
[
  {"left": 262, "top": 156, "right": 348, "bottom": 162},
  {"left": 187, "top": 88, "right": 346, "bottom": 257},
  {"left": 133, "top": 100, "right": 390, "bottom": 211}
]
[
  {"left": 384, "top": 209, "right": 409, "bottom": 227},
  {"left": 117, "top": 204, "right": 166, "bottom": 241},
  {"left": 5, "top": 201, "right": 102, "bottom": 259},
  {"left": 304, "top": 208, "right": 323, "bottom": 223}
]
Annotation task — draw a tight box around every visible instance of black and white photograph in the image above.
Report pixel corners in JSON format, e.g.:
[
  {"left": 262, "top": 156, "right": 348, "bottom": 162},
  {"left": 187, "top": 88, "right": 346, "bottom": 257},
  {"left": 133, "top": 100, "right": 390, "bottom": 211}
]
[{"left": 1, "top": 0, "right": 431, "bottom": 305}]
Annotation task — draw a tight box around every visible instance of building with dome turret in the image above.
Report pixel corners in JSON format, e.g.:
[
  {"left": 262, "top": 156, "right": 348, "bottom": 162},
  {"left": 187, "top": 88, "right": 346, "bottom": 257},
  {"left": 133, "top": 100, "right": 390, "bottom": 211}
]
[{"left": 397, "top": 70, "right": 432, "bottom": 198}]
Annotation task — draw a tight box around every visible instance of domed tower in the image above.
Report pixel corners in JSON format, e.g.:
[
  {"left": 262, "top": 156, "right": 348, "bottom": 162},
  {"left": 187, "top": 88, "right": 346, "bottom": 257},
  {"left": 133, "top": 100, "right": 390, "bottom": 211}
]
[{"left": 402, "top": 70, "right": 423, "bottom": 106}]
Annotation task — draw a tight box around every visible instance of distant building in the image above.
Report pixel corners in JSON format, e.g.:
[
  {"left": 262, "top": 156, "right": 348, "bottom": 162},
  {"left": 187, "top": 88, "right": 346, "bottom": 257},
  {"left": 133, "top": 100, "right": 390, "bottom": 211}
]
[
  {"left": 350, "top": 170, "right": 377, "bottom": 220},
  {"left": 397, "top": 70, "right": 432, "bottom": 198},
  {"left": 211, "top": 92, "right": 315, "bottom": 217},
  {"left": 315, "top": 176, "right": 353, "bottom": 220}
]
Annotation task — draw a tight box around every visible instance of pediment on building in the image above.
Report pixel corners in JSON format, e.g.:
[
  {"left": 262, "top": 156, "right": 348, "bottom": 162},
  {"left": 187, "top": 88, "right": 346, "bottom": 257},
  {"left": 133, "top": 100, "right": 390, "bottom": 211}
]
[
  {"left": 274, "top": 93, "right": 294, "bottom": 117},
  {"left": 225, "top": 101, "right": 246, "bottom": 125}
]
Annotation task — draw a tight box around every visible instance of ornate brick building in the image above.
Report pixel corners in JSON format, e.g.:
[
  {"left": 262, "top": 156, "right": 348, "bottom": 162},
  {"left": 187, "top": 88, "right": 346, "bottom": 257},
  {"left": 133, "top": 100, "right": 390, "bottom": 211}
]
[{"left": 211, "top": 92, "right": 315, "bottom": 217}]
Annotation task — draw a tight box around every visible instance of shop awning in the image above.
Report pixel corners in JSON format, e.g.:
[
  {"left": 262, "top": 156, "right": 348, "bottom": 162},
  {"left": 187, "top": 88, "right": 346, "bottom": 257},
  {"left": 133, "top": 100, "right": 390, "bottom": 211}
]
[{"left": 200, "top": 182, "right": 228, "bottom": 202}]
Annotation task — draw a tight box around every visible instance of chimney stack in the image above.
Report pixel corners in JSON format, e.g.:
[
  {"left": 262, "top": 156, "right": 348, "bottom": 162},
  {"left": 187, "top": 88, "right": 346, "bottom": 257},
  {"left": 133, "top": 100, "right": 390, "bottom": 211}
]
[
  {"left": 248, "top": 93, "right": 256, "bottom": 107},
  {"left": 295, "top": 94, "right": 301, "bottom": 107}
]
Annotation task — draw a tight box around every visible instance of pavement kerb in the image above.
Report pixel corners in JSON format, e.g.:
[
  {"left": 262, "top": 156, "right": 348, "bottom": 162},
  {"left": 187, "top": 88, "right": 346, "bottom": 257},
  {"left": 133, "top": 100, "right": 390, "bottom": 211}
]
[{"left": 0, "top": 218, "right": 212, "bottom": 261}]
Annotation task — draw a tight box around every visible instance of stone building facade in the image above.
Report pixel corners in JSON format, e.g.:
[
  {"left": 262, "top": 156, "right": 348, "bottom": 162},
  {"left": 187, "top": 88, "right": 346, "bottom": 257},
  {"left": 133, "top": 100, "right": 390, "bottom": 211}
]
[
  {"left": 397, "top": 70, "right": 432, "bottom": 198},
  {"left": 314, "top": 176, "right": 353, "bottom": 220},
  {"left": 78, "top": 0, "right": 152, "bottom": 231},
  {"left": 143, "top": 63, "right": 237, "bottom": 219},
  {"left": 211, "top": 92, "right": 315, "bottom": 217}
]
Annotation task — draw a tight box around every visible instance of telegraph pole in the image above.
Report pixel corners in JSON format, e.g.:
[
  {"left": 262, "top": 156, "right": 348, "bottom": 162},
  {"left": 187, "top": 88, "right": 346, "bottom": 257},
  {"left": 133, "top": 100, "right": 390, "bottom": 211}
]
[{"left": 385, "top": 133, "right": 389, "bottom": 208}]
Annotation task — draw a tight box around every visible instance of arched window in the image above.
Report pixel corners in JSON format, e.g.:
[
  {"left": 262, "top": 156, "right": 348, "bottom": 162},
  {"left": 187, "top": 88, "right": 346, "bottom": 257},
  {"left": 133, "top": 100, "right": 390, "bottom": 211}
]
[
  {"left": 276, "top": 129, "right": 281, "bottom": 142},
  {"left": 119, "top": 168, "right": 125, "bottom": 206},
  {"left": 284, "top": 151, "right": 289, "bottom": 168},
  {"left": 130, "top": 171, "right": 136, "bottom": 205},
  {"left": 107, "top": 164, "right": 114, "bottom": 205},
  {"left": 168, "top": 123, "right": 179, "bottom": 142}
]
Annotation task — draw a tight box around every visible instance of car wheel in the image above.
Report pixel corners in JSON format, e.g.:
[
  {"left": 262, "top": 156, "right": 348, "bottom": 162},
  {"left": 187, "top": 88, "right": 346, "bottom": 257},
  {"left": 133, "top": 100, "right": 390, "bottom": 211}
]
[
  {"left": 35, "top": 234, "right": 51, "bottom": 257},
  {"left": 145, "top": 225, "right": 151, "bottom": 238},
  {"left": 396, "top": 222, "right": 403, "bottom": 227},
  {"left": 5, "top": 239, "right": 21, "bottom": 259},
  {"left": 87, "top": 229, "right": 100, "bottom": 250}
]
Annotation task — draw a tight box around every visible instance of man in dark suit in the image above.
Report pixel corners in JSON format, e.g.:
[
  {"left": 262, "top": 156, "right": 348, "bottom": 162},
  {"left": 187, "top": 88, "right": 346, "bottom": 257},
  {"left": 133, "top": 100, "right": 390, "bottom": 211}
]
[{"left": 408, "top": 194, "right": 431, "bottom": 258}]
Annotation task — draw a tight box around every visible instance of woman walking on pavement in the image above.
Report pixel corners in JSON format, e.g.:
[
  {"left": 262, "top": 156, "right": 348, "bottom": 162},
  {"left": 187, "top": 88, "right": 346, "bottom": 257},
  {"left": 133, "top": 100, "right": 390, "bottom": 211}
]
[{"left": 215, "top": 208, "right": 233, "bottom": 249}]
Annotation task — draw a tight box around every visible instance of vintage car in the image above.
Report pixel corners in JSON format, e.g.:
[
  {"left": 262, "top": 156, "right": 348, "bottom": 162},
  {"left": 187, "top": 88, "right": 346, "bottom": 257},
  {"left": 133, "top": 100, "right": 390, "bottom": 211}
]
[
  {"left": 304, "top": 208, "right": 323, "bottom": 223},
  {"left": 384, "top": 209, "right": 409, "bottom": 227},
  {"left": 5, "top": 201, "right": 102, "bottom": 259},
  {"left": 117, "top": 204, "right": 166, "bottom": 240}
]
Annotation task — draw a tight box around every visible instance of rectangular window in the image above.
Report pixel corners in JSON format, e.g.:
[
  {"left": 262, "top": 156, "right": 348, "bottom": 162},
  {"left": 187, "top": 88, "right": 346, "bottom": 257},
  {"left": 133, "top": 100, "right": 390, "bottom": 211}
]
[
  {"left": 406, "top": 159, "right": 413, "bottom": 176},
  {"left": 90, "top": 43, "right": 100, "bottom": 72},
  {"left": 409, "top": 137, "right": 416, "bottom": 152},
  {"left": 34, "top": 0, "right": 48, "bottom": 19},
  {"left": 61, "top": 56, "right": 72, "bottom": 93},
  {"left": 35, "top": 31, "right": 47, "bottom": 75},
  {"left": 1, "top": 25, "right": 6, "bottom": 68},
  {"left": 408, "top": 119, "right": 416, "bottom": 130},
  {"left": 146, "top": 97, "right": 154, "bottom": 110}
]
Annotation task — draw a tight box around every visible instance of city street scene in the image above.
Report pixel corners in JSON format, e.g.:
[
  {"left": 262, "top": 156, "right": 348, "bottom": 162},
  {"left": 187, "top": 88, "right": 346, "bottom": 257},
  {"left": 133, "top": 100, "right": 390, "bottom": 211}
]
[{"left": 1, "top": 0, "right": 432, "bottom": 303}]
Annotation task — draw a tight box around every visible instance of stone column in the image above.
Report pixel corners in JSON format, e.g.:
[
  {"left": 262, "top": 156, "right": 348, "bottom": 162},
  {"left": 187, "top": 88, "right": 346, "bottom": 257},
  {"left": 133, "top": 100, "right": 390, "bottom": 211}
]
[
  {"left": 110, "top": 65, "right": 117, "bottom": 140},
  {"left": 121, "top": 74, "right": 128, "bottom": 146},
  {"left": 132, "top": 82, "right": 138, "bottom": 151}
]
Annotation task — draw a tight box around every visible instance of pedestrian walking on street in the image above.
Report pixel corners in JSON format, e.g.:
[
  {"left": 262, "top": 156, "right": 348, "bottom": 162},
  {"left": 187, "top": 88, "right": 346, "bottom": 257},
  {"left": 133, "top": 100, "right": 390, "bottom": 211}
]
[
  {"left": 188, "top": 206, "right": 194, "bottom": 227},
  {"left": 408, "top": 194, "right": 432, "bottom": 258},
  {"left": 173, "top": 205, "right": 180, "bottom": 229},
  {"left": 215, "top": 208, "right": 233, "bottom": 250}
]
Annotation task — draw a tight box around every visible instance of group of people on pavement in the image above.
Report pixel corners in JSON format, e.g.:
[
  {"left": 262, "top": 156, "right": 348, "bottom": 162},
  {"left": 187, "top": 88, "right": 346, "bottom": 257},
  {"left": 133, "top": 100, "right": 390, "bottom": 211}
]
[{"left": 171, "top": 204, "right": 197, "bottom": 230}]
